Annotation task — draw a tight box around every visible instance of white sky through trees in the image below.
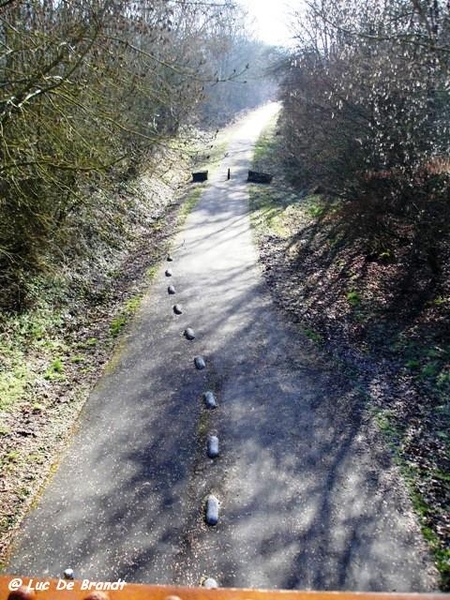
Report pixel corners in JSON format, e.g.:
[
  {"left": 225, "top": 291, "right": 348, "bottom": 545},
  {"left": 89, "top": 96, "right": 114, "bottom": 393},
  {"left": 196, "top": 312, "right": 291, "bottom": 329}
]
[{"left": 238, "top": 0, "right": 300, "bottom": 46}]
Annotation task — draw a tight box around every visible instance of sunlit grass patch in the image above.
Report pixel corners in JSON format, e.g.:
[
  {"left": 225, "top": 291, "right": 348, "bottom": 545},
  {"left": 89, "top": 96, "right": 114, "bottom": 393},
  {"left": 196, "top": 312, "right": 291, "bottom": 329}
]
[
  {"left": 0, "top": 362, "right": 31, "bottom": 411},
  {"left": 109, "top": 294, "right": 143, "bottom": 338}
]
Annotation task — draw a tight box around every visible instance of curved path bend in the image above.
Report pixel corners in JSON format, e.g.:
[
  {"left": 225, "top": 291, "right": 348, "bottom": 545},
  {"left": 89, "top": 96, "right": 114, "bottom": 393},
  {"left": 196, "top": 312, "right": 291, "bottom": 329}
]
[{"left": 5, "top": 104, "right": 438, "bottom": 592}]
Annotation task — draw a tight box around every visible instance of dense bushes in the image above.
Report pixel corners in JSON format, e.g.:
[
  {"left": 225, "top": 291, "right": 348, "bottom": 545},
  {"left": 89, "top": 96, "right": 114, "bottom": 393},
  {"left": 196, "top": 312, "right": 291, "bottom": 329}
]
[{"left": 278, "top": 0, "right": 450, "bottom": 202}]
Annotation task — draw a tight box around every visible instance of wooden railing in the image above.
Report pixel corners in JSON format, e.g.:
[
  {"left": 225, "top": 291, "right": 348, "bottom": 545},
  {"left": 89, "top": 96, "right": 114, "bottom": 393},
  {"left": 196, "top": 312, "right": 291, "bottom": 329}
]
[{"left": 1, "top": 576, "right": 447, "bottom": 600}]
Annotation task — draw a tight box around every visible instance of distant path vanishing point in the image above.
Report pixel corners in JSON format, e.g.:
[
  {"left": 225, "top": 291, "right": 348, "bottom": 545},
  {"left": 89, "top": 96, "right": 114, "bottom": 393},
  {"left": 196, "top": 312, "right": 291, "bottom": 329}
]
[{"left": 4, "top": 104, "right": 438, "bottom": 592}]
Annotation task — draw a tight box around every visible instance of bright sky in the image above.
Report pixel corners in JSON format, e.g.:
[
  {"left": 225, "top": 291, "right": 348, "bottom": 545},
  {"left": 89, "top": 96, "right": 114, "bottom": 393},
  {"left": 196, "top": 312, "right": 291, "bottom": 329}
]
[{"left": 238, "top": 0, "right": 302, "bottom": 47}]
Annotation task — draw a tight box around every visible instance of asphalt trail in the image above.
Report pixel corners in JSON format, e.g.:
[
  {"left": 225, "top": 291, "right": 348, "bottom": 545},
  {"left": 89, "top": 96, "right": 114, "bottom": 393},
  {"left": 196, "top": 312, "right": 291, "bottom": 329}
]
[{"left": 4, "top": 104, "right": 438, "bottom": 591}]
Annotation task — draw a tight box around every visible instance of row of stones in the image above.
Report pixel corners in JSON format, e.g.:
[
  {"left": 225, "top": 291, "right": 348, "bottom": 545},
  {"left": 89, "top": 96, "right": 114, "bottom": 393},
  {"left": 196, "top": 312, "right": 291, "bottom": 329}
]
[
  {"left": 166, "top": 255, "right": 220, "bottom": 588},
  {"left": 54, "top": 253, "right": 220, "bottom": 588},
  {"left": 21, "top": 254, "right": 220, "bottom": 590}
]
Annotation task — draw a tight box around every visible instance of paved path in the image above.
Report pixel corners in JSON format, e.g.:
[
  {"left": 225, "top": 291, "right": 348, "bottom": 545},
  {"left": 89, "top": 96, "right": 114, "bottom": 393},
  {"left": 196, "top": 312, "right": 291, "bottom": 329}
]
[{"left": 5, "top": 105, "right": 438, "bottom": 591}]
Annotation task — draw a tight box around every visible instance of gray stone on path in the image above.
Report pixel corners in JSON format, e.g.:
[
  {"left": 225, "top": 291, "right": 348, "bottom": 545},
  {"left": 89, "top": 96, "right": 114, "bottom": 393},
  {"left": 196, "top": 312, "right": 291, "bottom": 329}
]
[
  {"left": 205, "top": 494, "right": 219, "bottom": 526},
  {"left": 184, "top": 328, "right": 195, "bottom": 340},
  {"left": 202, "top": 577, "right": 219, "bottom": 588},
  {"left": 63, "top": 568, "right": 74, "bottom": 580},
  {"left": 194, "top": 356, "right": 206, "bottom": 370},
  {"left": 203, "top": 391, "right": 217, "bottom": 408},
  {"left": 173, "top": 304, "right": 183, "bottom": 315},
  {"left": 165, "top": 269, "right": 173, "bottom": 277},
  {"left": 207, "top": 435, "right": 219, "bottom": 458},
  {"left": 168, "top": 285, "right": 176, "bottom": 295}
]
